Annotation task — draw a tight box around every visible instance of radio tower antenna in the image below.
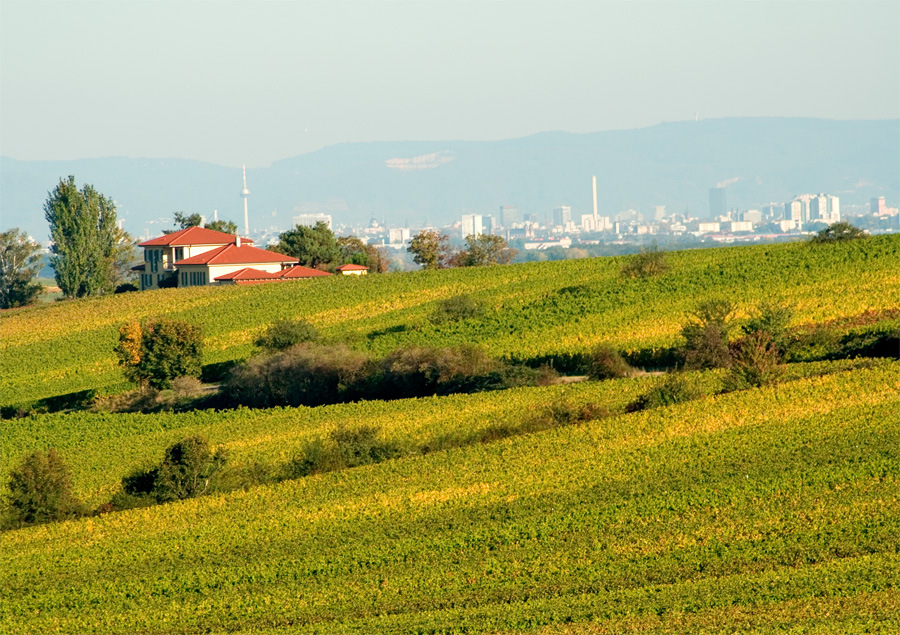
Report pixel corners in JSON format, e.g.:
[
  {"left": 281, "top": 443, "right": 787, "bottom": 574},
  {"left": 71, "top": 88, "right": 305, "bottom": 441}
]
[{"left": 241, "top": 164, "right": 250, "bottom": 235}]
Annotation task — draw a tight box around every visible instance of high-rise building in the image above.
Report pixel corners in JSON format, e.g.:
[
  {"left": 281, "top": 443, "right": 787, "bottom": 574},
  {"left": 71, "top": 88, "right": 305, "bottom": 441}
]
[
  {"left": 709, "top": 187, "right": 727, "bottom": 219},
  {"left": 461, "top": 214, "right": 483, "bottom": 238},
  {"left": 292, "top": 213, "right": 333, "bottom": 230},
  {"left": 552, "top": 206, "right": 572, "bottom": 227},
  {"left": 500, "top": 205, "right": 518, "bottom": 228},
  {"left": 241, "top": 165, "right": 251, "bottom": 235},
  {"left": 482, "top": 215, "right": 496, "bottom": 234},
  {"left": 871, "top": 196, "right": 887, "bottom": 216},
  {"left": 810, "top": 194, "right": 840, "bottom": 223}
]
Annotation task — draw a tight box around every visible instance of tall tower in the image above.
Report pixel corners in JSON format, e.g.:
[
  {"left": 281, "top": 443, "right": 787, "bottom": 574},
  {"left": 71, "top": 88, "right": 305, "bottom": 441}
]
[
  {"left": 592, "top": 175, "right": 598, "bottom": 220},
  {"left": 241, "top": 164, "right": 250, "bottom": 235}
]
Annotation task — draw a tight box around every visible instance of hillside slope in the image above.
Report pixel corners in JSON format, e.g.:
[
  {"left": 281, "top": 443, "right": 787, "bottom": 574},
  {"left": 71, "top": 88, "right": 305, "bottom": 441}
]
[
  {"left": 1, "top": 363, "right": 897, "bottom": 633},
  {"left": 2, "top": 235, "right": 898, "bottom": 407}
]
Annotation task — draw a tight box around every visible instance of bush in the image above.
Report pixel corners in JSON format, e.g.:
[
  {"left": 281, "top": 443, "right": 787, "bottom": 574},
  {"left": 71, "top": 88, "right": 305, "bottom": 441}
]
[
  {"left": 115, "top": 318, "right": 203, "bottom": 390},
  {"left": 809, "top": 222, "right": 868, "bottom": 244},
  {"left": 681, "top": 299, "right": 735, "bottom": 369},
  {"left": 587, "top": 344, "right": 634, "bottom": 380},
  {"left": 743, "top": 301, "right": 793, "bottom": 357},
  {"left": 2, "top": 449, "right": 85, "bottom": 528},
  {"left": 628, "top": 374, "right": 703, "bottom": 412},
  {"left": 118, "top": 436, "right": 227, "bottom": 505},
  {"left": 254, "top": 319, "right": 319, "bottom": 351},
  {"left": 377, "top": 345, "right": 498, "bottom": 398},
  {"left": 429, "top": 294, "right": 485, "bottom": 325},
  {"left": 724, "top": 331, "right": 784, "bottom": 391},
  {"left": 224, "top": 342, "right": 369, "bottom": 407},
  {"left": 620, "top": 248, "right": 669, "bottom": 279},
  {"left": 284, "top": 425, "right": 400, "bottom": 479}
]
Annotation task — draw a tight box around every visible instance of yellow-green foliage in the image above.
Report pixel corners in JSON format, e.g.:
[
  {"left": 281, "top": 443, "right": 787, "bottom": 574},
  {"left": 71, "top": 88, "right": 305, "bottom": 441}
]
[
  {"left": 2, "top": 236, "right": 899, "bottom": 406},
  {"left": 1, "top": 363, "right": 898, "bottom": 633}
]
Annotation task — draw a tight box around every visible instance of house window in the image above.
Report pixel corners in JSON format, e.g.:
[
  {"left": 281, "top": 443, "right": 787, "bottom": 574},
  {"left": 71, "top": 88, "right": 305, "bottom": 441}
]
[{"left": 174, "top": 247, "right": 184, "bottom": 262}]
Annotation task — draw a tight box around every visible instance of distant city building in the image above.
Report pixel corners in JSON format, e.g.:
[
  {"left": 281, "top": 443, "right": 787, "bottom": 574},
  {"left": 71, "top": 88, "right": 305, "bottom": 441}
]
[
  {"left": 809, "top": 194, "right": 840, "bottom": 223},
  {"left": 698, "top": 221, "right": 721, "bottom": 234},
  {"left": 742, "top": 209, "right": 762, "bottom": 224},
  {"left": 500, "top": 205, "right": 518, "bottom": 228},
  {"left": 871, "top": 196, "right": 887, "bottom": 215},
  {"left": 779, "top": 219, "right": 797, "bottom": 232},
  {"left": 553, "top": 206, "right": 572, "bottom": 226},
  {"left": 581, "top": 214, "right": 610, "bottom": 232},
  {"left": 653, "top": 205, "right": 667, "bottom": 221},
  {"left": 482, "top": 215, "right": 496, "bottom": 234},
  {"left": 709, "top": 187, "right": 727, "bottom": 219},
  {"left": 730, "top": 221, "right": 754, "bottom": 233},
  {"left": 461, "top": 214, "right": 483, "bottom": 238},
  {"left": 524, "top": 213, "right": 538, "bottom": 224},
  {"left": 388, "top": 228, "right": 411, "bottom": 244},
  {"left": 293, "top": 213, "right": 333, "bottom": 230}
]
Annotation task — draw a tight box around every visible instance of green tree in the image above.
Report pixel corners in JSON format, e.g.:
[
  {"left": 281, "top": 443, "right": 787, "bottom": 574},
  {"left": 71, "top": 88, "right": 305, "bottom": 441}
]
[
  {"left": 120, "top": 436, "right": 227, "bottom": 504},
  {"left": 3, "top": 449, "right": 85, "bottom": 528},
  {"left": 810, "top": 222, "right": 868, "bottom": 244},
  {"left": 0, "top": 228, "right": 43, "bottom": 309},
  {"left": 173, "top": 212, "right": 203, "bottom": 228},
  {"left": 204, "top": 219, "right": 239, "bottom": 234},
  {"left": 44, "top": 176, "right": 129, "bottom": 298},
  {"left": 337, "top": 236, "right": 390, "bottom": 273},
  {"left": 681, "top": 299, "right": 735, "bottom": 369},
  {"left": 115, "top": 318, "right": 203, "bottom": 390},
  {"left": 408, "top": 230, "right": 453, "bottom": 269},
  {"left": 620, "top": 248, "right": 669, "bottom": 278},
  {"left": 255, "top": 319, "right": 320, "bottom": 351},
  {"left": 273, "top": 221, "right": 340, "bottom": 269},
  {"left": 456, "top": 234, "right": 517, "bottom": 266}
]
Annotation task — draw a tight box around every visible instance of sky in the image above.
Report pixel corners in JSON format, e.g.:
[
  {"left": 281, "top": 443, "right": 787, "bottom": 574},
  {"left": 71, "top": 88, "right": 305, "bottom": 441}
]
[{"left": 1, "top": 0, "right": 898, "bottom": 168}]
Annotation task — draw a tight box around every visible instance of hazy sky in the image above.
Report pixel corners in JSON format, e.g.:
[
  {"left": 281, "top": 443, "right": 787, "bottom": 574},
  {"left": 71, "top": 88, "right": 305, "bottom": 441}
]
[{"left": 2, "top": 0, "right": 898, "bottom": 168}]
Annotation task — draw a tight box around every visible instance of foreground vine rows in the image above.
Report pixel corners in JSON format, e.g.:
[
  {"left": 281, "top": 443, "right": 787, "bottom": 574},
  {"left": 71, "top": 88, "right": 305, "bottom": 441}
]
[{"left": 2, "top": 364, "right": 898, "bottom": 633}]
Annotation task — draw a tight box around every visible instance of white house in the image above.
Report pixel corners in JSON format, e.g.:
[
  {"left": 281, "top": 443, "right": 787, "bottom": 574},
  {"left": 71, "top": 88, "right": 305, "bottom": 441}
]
[{"left": 136, "top": 226, "right": 299, "bottom": 289}]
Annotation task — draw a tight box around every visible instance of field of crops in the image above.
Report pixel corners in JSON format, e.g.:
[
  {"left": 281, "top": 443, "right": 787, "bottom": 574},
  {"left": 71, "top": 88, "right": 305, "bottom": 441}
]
[
  {"left": 2, "top": 361, "right": 898, "bottom": 633},
  {"left": 2, "top": 235, "right": 899, "bottom": 406}
]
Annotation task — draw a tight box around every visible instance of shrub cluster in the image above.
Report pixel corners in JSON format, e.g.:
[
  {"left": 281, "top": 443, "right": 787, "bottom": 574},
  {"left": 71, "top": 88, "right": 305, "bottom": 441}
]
[
  {"left": 113, "top": 436, "right": 227, "bottom": 509},
  {"left": 115, "top": 318, "right": 203, "bottom": 390},
  {"left": 2, "top": 449, "right": 85, "bottom": 529},
  {"left": 224, "top": 342, "right": 556, "bottom": 408},
  {"left": 587, "top": 344, "right": 634, "bottom": 380},
  {"left": 620, "top": 248, "right": 669, "bottom": 279},
  {"left": 254, "top": 319, "right": 319, "bottom": 351},
  {"left": 627, "top": 374, "right": 703, "bottom": 412},
  {"left": 428, "top": 294, "right": 485, "bottom": 325}
]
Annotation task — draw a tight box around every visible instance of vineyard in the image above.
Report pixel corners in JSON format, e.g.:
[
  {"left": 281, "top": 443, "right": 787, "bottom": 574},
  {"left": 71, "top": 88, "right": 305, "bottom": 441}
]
[
  {"left": 2, "top": 235, "right": 899, "bottom": 407},
  {"left": 1, "top": 362, "right": 898, "bottom": 633},
  {"left": 1, "top": 237, "right": 898, "bottom": 633}
]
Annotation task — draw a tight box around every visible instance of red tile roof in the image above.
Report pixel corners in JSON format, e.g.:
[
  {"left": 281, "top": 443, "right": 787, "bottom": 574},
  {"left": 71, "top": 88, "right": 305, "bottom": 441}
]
[
  {"left": 277, "top": 265, "right": 332, "bottom": 278},
  {"left": 335, "top": 264, "right": 370, "bottom": 271},
  {"left": 175, "top": 244, "right": 299, "bottom": 266},
  {"left": 139, "top": 226, "right": 254, "bottom": 247},
  {"left": 213, "top": 265, "right": 332, "bottom": 283},
  {"left": 213, "top": 267, "right": 279, "bottom": 281}
]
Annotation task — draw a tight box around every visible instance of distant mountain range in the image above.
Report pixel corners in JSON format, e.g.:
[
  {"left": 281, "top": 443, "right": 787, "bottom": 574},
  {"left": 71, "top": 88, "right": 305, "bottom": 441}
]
[{"left": 2, "top": 117, "right": 897, "bottom": 241}]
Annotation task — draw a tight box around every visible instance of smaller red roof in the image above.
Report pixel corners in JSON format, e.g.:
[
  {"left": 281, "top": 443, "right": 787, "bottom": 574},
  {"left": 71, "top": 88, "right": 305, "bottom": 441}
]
[
  {"left": 277, "top": 265, "right": 332, "bottom": 278},
  {"left": 335, "top": 263, "right": 370, "bottom": 271},
  {"left": 214, "top": 265, "right": 332, "bottom": 282},
  {"left": 139, "top": 226, "right": 253, "bottom": 247},
  {"left": 214, "top": 268, "right": 279, "bottom": 281},
  {"left": 175, "top": 244, "right": 298, "bottom": 266}
]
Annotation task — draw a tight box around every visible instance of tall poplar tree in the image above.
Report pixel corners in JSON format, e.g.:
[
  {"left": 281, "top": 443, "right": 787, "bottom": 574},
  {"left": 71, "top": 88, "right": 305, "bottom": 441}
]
[{"left": 44, "top": 176, "right": 128, "bottom": 298}]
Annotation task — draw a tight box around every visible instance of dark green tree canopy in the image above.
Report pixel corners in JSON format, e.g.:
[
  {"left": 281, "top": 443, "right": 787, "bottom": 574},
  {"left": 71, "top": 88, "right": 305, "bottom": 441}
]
[
  {"left": 204, "top": 219, "right": 239, "bottom": 234},
  {"left": 44, "top": 176, "right": 132, "bottom": 298},
  {"left": 810, "top": 222, "right": 868, "bottom": 244},
  {"left": 115, "top": 318, "right": 204, "bottom": 390},
  {"left": 407, "top": 230, "right": 452, "bottom": 269},
  {"left": 174, "top": 212, "right": 203, "bottom": 229},
  {"left": 273, "top": 221, "right": 340, "bottom": 269},
  {"left": 456, "top": 234, "right": 517, "bottom": 266},
  {"left": 3, "top": 449, "right": 85, "bottom": 528},
  {"left": 337, "top": 236, "right": 390, "bottom": 273},
  {"left": 0, "top": 228, "right": 43, "bottom": 309}
]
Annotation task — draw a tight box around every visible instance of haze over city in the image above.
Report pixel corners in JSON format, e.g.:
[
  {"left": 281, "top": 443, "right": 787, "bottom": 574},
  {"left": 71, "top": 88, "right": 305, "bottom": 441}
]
[{"left": 2, "top": 0, "right": 898, "bottom": 169}]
